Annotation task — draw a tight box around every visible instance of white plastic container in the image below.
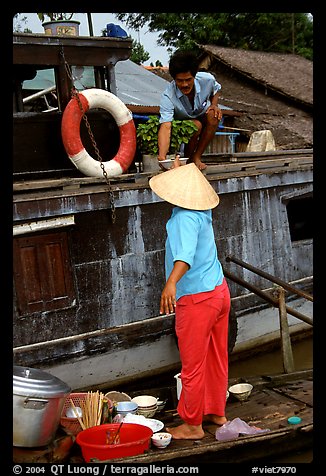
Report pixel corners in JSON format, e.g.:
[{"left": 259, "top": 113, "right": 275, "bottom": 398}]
[{"left": 174, "top": 373, "right": 182, "bottom": 400}]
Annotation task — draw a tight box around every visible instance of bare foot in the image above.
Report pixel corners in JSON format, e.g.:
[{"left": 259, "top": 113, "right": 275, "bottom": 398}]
[
  {"left": 166, "top": 423, "right": 205, "bottom": 440},
  {"left": 186, "top": 158, "right": 207, "bottom": 170},
  {"left": 203, "top": 414, "right": 228, "bottom": 426},
  {"left": 194, "top": 159, "right": 207, "bottom": 171}
]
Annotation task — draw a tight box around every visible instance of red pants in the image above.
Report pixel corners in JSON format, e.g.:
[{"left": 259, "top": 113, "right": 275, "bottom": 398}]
[{"left": 175, "top": 278, "right": 230, "bottom": 425}]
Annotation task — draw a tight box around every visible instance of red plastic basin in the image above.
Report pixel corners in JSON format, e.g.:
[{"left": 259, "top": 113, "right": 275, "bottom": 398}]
[{"left": 76, "top": 423, "right": 153, "bottom": 462}]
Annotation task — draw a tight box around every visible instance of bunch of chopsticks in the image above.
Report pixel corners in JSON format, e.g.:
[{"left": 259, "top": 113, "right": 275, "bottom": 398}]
[{"left": 69, "top": 391, "right": 110, "bottom": 430}]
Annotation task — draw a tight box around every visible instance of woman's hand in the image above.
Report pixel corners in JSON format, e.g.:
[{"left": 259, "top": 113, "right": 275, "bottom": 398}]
[
  {"left": 170, "top": 154, "right": 182, "bottom": 169},
  {"left": 160, "top": 261, "right": 189, "bottom": 315},
  {"left": 160, "top": 281, "right": 177, "bottom": 315}
]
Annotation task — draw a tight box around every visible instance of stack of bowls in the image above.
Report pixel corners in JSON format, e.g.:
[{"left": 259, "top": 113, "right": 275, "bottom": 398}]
[
  {"left": 131, "top": 395, "right": 158, "bottom": 418},
  {"left": 116, "top": 401, "right": 138, "bottom": 417}
]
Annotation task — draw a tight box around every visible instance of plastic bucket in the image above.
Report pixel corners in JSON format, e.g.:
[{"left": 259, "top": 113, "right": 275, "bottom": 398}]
[
  {"left": 76, "top": 423, "right": 153, "bottom": 462},
  {"left": 174, "top": 373, "right": 182, "bottom": 400}
]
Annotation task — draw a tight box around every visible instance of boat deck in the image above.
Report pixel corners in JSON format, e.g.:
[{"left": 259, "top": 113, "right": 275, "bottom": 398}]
[
  {"left": 13, "top": 370, "right": 312, "bottom": 464},
  {"left": 88, "top": 370, "right": 313, "bottom": 464}
]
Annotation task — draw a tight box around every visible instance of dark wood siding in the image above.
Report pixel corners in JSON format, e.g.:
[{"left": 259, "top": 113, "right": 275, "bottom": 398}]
[{"left": 13, "top": 231, "right": 76, "bottom": 315}]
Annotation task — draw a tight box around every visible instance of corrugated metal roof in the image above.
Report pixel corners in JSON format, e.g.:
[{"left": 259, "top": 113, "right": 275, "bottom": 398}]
[{"left": 115, "top": 60, "right": 169, "bottom": 107}]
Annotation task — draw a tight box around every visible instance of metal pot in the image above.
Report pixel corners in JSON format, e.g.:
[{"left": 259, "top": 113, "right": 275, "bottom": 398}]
[{"left": 13, "top": 365, "right": 71, "bottom": 447}]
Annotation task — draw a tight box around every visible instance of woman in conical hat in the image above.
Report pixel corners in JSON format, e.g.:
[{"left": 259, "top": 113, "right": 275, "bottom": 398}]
[{"left": 149, "top": 163, "right": 230, "bottom": 439}]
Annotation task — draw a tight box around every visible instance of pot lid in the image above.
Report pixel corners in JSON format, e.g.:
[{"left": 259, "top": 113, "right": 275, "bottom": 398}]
[{"left": 13, "top": 366, "right": 71, "bottom": 398}]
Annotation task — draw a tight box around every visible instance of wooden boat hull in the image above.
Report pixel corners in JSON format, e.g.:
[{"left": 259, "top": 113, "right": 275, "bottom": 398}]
[{"left": 13, "top": 155, "right": 313, "bottom": 390}]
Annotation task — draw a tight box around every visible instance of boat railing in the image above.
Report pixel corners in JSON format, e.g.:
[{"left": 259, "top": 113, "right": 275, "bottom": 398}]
[{"left": 224, "top": 255, "right": 313, "bottom": 373}]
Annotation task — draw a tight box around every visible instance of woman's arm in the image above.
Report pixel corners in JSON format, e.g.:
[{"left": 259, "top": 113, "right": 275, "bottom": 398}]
[{"left": 160, "top": 260, "right": 189, "bottom": 315}]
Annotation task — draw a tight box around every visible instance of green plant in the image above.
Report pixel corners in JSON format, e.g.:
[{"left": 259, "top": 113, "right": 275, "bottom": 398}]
[
  {"left": 170, "top": 120, "right": 198, "bottom": 154},
  {"left": 136, "top": 116, "right": 160, "bottom": 155},
  {"left": 136, "top": 115, "right": 198, "bottom": 155},
  {"left": 37, "top": 13, "right": 75, "bottom": 23}
]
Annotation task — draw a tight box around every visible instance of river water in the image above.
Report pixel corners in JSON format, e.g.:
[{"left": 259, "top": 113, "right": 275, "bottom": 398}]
[
  {"left": 229, "top": 336, "right": 313, "bottom": 463},
  {"left": 229, "top": 335, "right": 313, "bottom": 379}
]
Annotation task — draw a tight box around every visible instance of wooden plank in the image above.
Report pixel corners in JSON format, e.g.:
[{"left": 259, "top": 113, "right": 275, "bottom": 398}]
[
  {"left": 204, "top": 156, "right": 313, "bottom": 175},
  {"left": 204, "top": 148, "right": 313, "bottom": 162},
  {"left": 13, "top": 172, "right": 155, "bottom": 192},
  {"left": 271, "top": 379, "right": 313, "bottom": 406},
  {"left": 277, "top": 286, "right": 295, "bottom": 373},
  {"left": 13, "top": 156, "right": 313, "bottom": 193}
]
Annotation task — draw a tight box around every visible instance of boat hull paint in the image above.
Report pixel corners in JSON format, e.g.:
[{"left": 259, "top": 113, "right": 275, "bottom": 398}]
[
  {"left": 41, "top": 334, "right": 181, "bottom": 392},
  {"left": 14, "top": 296, "right": 312, "bottom": 391}
]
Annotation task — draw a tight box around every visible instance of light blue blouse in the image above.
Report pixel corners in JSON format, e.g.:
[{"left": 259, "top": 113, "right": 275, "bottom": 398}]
[
  {"left": 165, "top": 207, "right": 224, "bottom": 300},
  {"left": 159, "top": 72, "right": 221, "bottom": 123}
]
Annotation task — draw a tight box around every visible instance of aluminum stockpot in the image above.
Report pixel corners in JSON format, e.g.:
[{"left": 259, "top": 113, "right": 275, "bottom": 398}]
[{"left": 13, "top": 365, "right": 71, "bottom": 447}]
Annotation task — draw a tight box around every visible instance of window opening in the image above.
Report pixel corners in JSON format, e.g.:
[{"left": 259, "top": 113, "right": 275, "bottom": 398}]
[{"left": 286, "top": 196, "right": 313, "bottom": 242}]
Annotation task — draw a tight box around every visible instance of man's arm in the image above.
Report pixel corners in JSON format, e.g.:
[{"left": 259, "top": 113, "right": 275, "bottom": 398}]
[
  {"left": 207, "top": 92, "right": 222, "bottom": 121},
  {"left": 158, "top": 122, "right": 172, "bottom": 161}
]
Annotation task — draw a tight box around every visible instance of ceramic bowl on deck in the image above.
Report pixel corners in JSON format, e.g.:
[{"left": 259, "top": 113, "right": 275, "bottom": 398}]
[
  {"left": 131, "top": 395, "right": 158, "bottom": 407},
  {"left": 116, "top": 401, "right": 138, "bottom": 417},
  {"left": 131, "top": 395, "right": 158, "bottom": 418},
  {"left": 151, "top": 432, "right": 172, "bottom": 449},
  {"left": 228, "top": 383, "right": 253, "bottom": 402},
  {"left": 138, "top": 408, "right": 157, "bottom": 418},
  {"left": 156, "top": 399, "right": 167, "bottom": 412}
]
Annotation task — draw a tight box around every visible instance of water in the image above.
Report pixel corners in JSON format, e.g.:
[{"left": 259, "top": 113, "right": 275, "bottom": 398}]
[{"left": 229, "top": 335, "right": 313, "bottom": 379}]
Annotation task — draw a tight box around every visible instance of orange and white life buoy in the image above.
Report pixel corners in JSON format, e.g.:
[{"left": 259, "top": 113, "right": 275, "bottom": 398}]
[{"left": 61, "top": 88, "right": 136, "bottom": 177}]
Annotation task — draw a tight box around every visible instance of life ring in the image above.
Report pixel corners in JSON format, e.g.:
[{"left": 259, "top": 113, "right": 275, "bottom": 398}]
[{"left": 61, "top": 88, "right": 136, "bottom": 177}]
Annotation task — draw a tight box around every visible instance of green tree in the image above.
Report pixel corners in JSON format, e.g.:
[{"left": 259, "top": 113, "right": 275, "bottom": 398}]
[
  {"left": 115, "top": 13, "right": 313, "bottom": 60},
  {"left": 13, "top": 13, "right": 32, "bottom": 33},
  {"left": 130, "top": 39, "right": 150, "bottom": 64}
]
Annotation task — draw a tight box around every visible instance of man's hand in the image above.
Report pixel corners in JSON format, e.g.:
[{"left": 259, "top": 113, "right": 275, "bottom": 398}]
[
  {"left": 158, "top": 157, "right": 166, "bottom": 171},
  {"left": 206, "top": 105, "right": 222, "bottom": 121}
]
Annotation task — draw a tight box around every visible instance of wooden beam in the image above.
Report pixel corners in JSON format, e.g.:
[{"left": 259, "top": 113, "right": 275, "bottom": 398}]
[{"left": 277, "top": 286, "right": 295, "bottom": 373}]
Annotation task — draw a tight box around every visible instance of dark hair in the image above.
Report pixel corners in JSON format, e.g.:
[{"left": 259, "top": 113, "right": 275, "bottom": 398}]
[{"left": 168, "top": 50, "right": 199, "bottom": 79}]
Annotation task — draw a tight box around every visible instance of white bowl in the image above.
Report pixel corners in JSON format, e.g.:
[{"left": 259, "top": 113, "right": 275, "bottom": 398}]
[
  {"left": 156, "top": 399, "right": 167, "bottom": 411},
  {"left": 151, "top": 432, "right": 172, "bottom": 448},
  {"left": 131, "top": 395, "right": 158, "bottom": 407},
  {"left": 228, "top": 383, "right": 253, "bottom": 402},
  {"left": 159, "top": 157, "right": 188, "bottom": 170}
]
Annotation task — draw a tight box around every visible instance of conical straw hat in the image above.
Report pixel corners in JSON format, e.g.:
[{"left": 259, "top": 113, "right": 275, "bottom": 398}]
[{"left": 149, "top": 163, "right": 219, "bottom": 210}]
